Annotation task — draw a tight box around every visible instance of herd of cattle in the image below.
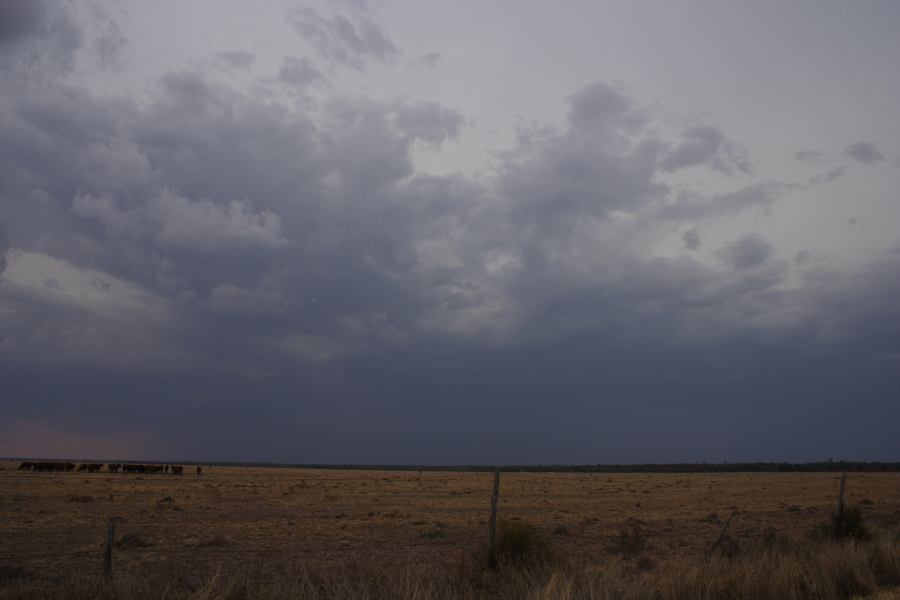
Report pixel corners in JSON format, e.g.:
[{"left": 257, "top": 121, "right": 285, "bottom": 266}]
[{"left": 17, "top": 461, "right": 201, "bottom": 475}]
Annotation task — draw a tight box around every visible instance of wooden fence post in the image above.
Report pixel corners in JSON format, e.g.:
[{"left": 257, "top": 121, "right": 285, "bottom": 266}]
[
  {"left": 487, "top": 470, "right": 501, "bottom": 568},
  {"left": 103, "top": 518, "right": 116, "bottom": 578},
  {"left": 834, "top": 472, "right": 847, "bottom": 538}
]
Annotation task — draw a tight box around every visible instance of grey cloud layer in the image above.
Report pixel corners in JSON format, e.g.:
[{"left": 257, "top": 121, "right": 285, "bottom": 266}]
[
  {"left": 0, "top": 0, "right": 82, "bottom": 72},
  {"left": 844, "top": 142, "right": 886, "bottom": 165},
  {"left": 287, "top": 5, "right": 399, "bottom": 69},
  {"left": 659, "top": 124, "right": 751, "bottom": 174},
  {"left": 1, "top": 5, "right": 898, "bottom": 462}
]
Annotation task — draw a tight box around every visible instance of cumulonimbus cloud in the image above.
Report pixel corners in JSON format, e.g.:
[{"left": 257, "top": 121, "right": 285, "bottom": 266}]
[{"left": 1, "top": 8, "right": 899, "bottom": 462}]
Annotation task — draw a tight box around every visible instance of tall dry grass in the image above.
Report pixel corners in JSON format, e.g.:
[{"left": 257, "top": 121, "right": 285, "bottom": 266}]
[{"left": 3, "top": 526, "right": 898, "bottom": 600}]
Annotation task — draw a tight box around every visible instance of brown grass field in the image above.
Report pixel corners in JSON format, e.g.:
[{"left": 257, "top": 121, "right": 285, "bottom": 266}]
[{"left": 1, "top": 461, "right": 899, "bottom": 599}]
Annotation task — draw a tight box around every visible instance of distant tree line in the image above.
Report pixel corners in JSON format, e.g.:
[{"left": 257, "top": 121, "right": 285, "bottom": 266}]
[
  {"left": 163, "top": 461, "right": 900, "bottom": 473},
  {"left": 11, "top": 459, "right": 898, "bottom": 473}
]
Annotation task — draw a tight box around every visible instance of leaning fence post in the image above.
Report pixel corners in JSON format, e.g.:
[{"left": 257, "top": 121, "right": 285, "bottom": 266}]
[
  {"left": 834, "top": 472, "right": 847, "bottom": 538},
  {"left": 487, "top": 470, "right": 501, "bottom": 568},
  {"left": 103, "top": 518, "right": 116, "bottom": 578}
]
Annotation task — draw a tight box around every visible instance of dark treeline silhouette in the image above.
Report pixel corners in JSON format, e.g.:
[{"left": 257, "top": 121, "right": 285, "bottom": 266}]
[
  {"left": 147, "top": 461, "right": 900, "bottom": 473},
  {"left": 476, "top": 461, "right": 900, "bottom": 473},
  {"left": 12, "top": 459, "right": 900, "bottom": 474}
]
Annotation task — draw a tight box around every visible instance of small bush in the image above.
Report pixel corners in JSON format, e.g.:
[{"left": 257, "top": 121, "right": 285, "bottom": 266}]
[
  {"left": 759, "top": 526, "right": 792, "bottom": 551},
  {"left": 0, "top": 563, "right": 28, "bottom": 585},
  {"left": 419, "top": 528, "right": 445, "bottom": 539},
  {"left": 832, "top": 505, "right": 868, "bottom": 540},
  {"left": 66, "top": 495, "right": 94, "bottom": 503},
  {"left": 495, "top": 520, "right": 552, "bottom": 565},
  {"left": 636, "top": 556, "right": 656, "bottom": 572},
  {"left": 614, "top": 523, "right": 645, "bottom": 556},
  {"left": 117, "top": 532, "right": 152, "bottom": 549},
  {"left": 813, "top": 505, "right": 868, "bottom": 541},
  {"left": 157, "top": 496, "right": 184, "bottom": 511},
  {"left": 195, "top": 535, "right": 227, "bottom": 548}
]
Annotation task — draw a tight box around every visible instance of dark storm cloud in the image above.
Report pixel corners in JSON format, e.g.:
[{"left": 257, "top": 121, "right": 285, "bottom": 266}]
[
  {"left": 1, "top": 61, "right": 473, "bottom": 373},
  {"left": 809, "top": 165, "right": 846, "bottom": 186},
  {"left": 793, "top": 250, "right": 811, "bottom": 266},
  {"left": 683, "top": 228, "right": 701, "bottom": 250},
  {"left": 715, "top": 234, "right": 774, "bottom": 270},
  {"left": 650, "top": 182, "right": 789, "bottom": 223},
  {"left": 392, "top": 100, "right": 464, "bottom": 146},
  {"left": 1, "top": 13, "right": 898, "bottom": 465},
  {"left": 497, "top": 82, "right": 666, "bottom": 230},
  {"left": 407, "top": 51, "right": 441, "bottom": 69},
  {"left": 0, "top": 0, "right": 46, "bottom": 41},
  {"left": 659, "top": 124, "right": 752, "bottom": 175},
  {"left": 795, "top": 150, "right": 825, "bottom": 162},
  {"left": 844, "top": 141, "right": 885, "bottom": 165},
  {"left": 287, "top": 6, "right": 398, "bottom": 70},
  {"left": 0, "top": 0, "right": 81, "bottom": 72},
  {"left": 0, "top": 227, "right": 9, "bottom": 275},
  {"left": 278, "top": 56, "right": 325, "bottom": 88},
  {"left": 214, "top": 50, "right": 255, "bottom": 70},
  {"left": 566, "top": 81, "right": 634, "bottom": 132},
  {"left": 91, "top": 5, "right": 127, "bottom": 71}
]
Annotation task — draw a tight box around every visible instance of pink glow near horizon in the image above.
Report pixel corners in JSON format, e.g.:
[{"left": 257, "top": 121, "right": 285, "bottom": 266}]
[{"left": 0, "top": 420, "right": 155, "bottom": 461}]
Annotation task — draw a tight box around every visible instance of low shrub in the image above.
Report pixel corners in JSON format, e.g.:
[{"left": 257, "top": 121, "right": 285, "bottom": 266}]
[
  {"left": 116, "top": 532, "right": 152, "bottom": 549},
  {"left": 66, "top": 495, "right": 94, "bottom": 503},
  {"left": 0, "top": 564, "right": 28, "bottom": 585},
  {"left": 494, "top": 519, "right": 553, "bottom": 565},
  {"left": 832, "top": 505, "right": 868, "bottom": 540},
  {"left": 194, "top": 535, "right": 228, "bottom": 548},
  {"left": 614, "top": 522, "right": 645, "bottom": 556},
  {"left": 816, "top": 505, "right": 869, "bottom": 540}
]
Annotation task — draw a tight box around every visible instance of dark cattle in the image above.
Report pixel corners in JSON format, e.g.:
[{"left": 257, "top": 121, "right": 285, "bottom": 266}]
[
  {"left": 145, "top": 465, "right": 165, "bottom": 474},
  {"left": 122, "top": 464, "right": 145, "bottom": 474},
  {"left": 77, "top": 464, "right": 89, "bottom": 472},
  {"left": 196, "top": 466, "right": 202, "bottom": 476},
  {"left": 33, "top": 461, "right": 74, "bottom": 472},
  {"left": 170, "top": 465, "right": 184, "bottom": 475},
  {"left": 88, "top": 463, "right": 104, "bottom": 473},
  {"left": 18, "top": 461, "right": 35, "bottom": 471},
  {"left": 108, "top": 463, "right": 121, "bottom": 473},
  {"left": 164, "top": 465, "right": 169, "bottom": 474}
]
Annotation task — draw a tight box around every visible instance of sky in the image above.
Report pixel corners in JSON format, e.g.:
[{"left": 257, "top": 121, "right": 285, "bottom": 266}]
[{"left": 1, "top": 0, "right": 899, "bottom": 464}]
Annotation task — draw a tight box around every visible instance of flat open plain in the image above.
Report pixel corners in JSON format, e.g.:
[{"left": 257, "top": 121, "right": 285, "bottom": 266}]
[{"left": 2, "top": 461, "right": 899, "bottom": 589}]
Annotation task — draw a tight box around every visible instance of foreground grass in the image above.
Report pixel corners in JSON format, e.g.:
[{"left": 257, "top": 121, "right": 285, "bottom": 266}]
[{"left": 3, "top": 529, "right": 899, "bottom": 600}]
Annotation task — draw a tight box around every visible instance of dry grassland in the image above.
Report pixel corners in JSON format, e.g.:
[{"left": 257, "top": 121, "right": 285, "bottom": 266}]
[{"left": 1, "top": 461, "right": 899, "bottom": 598}]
